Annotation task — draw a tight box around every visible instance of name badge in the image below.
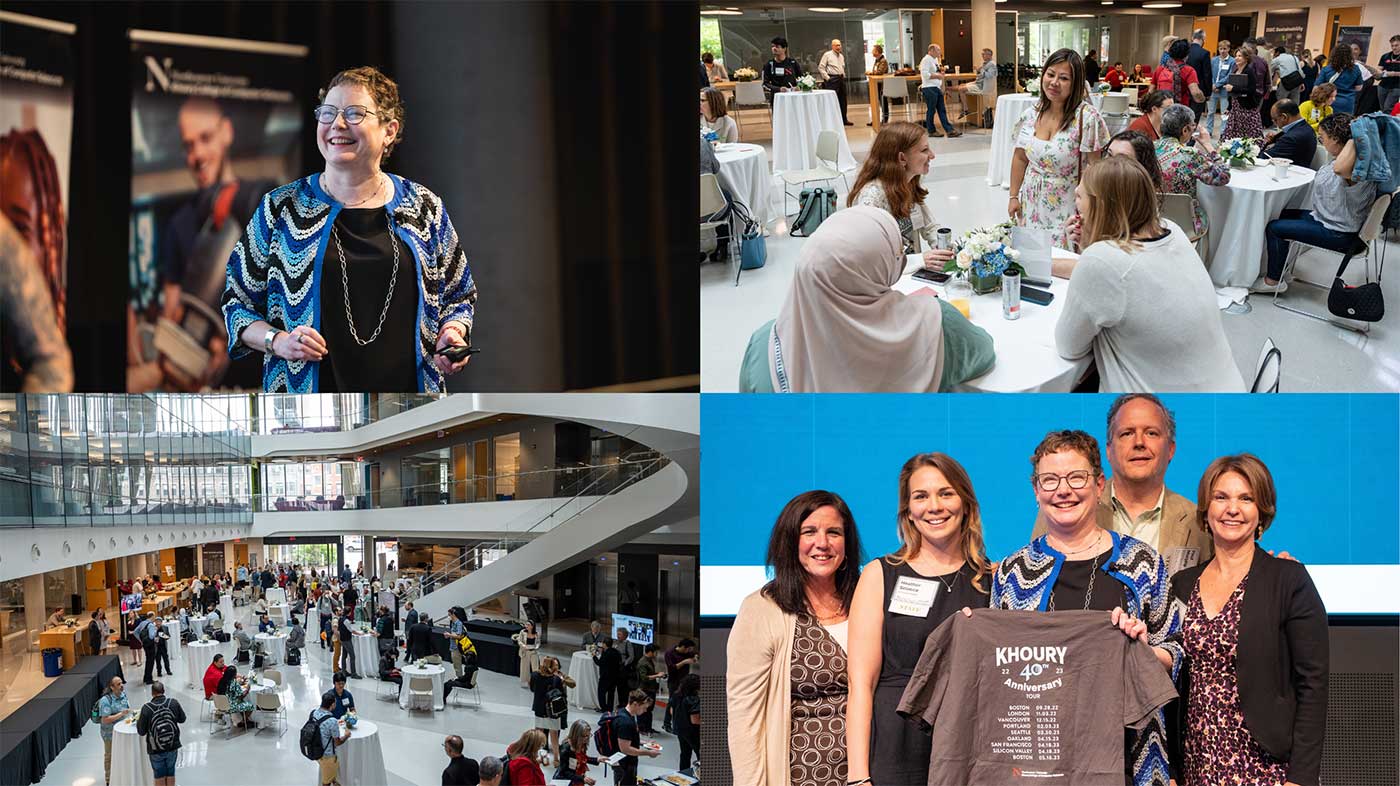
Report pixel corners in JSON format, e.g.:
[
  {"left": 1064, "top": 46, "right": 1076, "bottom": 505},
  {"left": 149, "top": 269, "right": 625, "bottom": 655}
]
[
  {"left": 774, "top": 67, "right": 785, "bottom": 76},
  {"left": 888, "top": 576, "right": 939, "bottom": 617},
  {"left": 1165, "top": 547, "right": 1200, "bottom": 575}
]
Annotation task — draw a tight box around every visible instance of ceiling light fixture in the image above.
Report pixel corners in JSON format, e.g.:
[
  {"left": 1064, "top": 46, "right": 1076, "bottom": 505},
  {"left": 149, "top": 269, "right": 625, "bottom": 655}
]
[
  {"left": 1068, "top": 14, "right": 1095, "bottom": 18},
  {"left": 1142, "top": 2, "right": 1182, "bottom": 7},
  {"left": 808, "top": 7, "right": 849, "bottom": 12},
  {"left": 701, "top": 9, "right": 742, "bottom": 14}
]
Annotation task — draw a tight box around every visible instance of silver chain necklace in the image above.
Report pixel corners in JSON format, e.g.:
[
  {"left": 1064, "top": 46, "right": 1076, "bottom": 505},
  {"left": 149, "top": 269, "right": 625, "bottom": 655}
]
[
  {"left": 334, "top": 207, "right": 400, "bottom": 347},
  {"left": 1049, "top": 551, "right": 1100, "bottom": 611}
]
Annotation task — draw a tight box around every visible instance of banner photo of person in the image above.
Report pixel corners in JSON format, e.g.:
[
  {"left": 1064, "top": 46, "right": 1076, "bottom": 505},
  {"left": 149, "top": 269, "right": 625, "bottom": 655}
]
[
  {"left": 699, "top": 393, "right": 1399, "bottom": 786},
  {"left": 0, "top": 10, "right": 76, "bottom": 392},
  {"left": 127, "top": 29, "right": 307, "bottom": 392}
]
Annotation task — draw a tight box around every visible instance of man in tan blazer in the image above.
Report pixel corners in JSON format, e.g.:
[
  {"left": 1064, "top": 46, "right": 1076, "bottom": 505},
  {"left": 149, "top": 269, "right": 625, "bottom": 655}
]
[{"left": 1033, "top": 394, "right": 1212, "bottom": 575}]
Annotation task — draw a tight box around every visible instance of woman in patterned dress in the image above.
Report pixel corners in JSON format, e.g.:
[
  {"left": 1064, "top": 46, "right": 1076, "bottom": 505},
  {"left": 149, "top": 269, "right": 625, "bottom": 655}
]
[
  {"left": 1008, "top": 48, "right": 1110, "bottom": 249},
  {"left": 727, "top": 490, "right": 866, "bottom": 786},
  {"left": 1154, "top": 104, "right": 1231, "bottom": 237},
  {"left": 1222, "top": 46, "right": 1265, "bottom": 141},
  {"left": 1167, "top": 455, "right": 1328, "bottom": 786}
]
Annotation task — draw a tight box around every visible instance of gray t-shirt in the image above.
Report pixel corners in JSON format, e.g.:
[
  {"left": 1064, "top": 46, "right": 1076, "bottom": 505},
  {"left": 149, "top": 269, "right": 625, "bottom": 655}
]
[
  {"left": 1312, "top": 163, "right": 1377, "bottom": 233},
  {"left": 898, "top": 608, "right": 1178, "bottom": 786}
]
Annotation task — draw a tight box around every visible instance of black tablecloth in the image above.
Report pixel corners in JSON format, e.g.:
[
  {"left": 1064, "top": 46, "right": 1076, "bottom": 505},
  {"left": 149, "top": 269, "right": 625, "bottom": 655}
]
[
  {"left": 472, "top": 632, "right": 522, "bottom": 675},
  {"left": 65, "top": 654, "right": 125, "bottom": 685},
  {"left": 0, "top": 662, "right": 112, "bottom": 784},
  {"left": 466, "top": 618, "right": 522, "bottom": 638}
]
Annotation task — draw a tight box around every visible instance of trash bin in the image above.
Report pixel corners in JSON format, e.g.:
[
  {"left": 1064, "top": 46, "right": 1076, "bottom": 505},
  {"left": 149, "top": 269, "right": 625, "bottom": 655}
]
[{"left": 42, "top": 647, "right": 64, "bottom": 677}]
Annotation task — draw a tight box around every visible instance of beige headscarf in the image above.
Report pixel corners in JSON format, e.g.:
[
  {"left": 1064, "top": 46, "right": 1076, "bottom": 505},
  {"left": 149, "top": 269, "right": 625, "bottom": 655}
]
[{"left": 770, "top": 206, "right": 945, "bottom": 392}]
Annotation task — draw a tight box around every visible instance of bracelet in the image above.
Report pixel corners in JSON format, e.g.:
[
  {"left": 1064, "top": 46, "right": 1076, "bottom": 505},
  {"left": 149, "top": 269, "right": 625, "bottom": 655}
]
[
  {"left": 848, "top": 779, "right": 873, "bottom": 786},
  {"left": 264, "top": 328, "right": 282, "bottom": 354}
]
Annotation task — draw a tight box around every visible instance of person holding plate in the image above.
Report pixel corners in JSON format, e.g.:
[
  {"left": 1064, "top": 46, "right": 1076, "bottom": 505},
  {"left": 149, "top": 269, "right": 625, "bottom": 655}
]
[{"left": 221, "top": 66, "right": 477, "bottom": 392}]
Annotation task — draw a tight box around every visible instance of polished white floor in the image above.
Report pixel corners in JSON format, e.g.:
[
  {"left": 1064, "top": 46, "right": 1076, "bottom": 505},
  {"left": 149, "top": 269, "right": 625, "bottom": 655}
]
[
  {"left": 36, "top": 604, "right": 685, "bottom": 786},
  {"left": 702, "top": 101, "right": 1400, "bottom": 393}
]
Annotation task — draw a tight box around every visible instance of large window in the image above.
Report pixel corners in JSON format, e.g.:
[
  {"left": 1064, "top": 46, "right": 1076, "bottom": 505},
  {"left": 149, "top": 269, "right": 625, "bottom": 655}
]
[{"left": 493, "top": 433, "right": 521, "bottom": 500}]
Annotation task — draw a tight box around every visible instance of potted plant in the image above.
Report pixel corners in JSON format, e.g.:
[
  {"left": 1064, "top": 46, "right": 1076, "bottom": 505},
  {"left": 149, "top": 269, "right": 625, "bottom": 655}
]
[
  {"left": 797, "top": 74, "right": 817, "bottom": 92},
  {"left": 943, "top": 222, "right": 1024, "bottom": 295}
]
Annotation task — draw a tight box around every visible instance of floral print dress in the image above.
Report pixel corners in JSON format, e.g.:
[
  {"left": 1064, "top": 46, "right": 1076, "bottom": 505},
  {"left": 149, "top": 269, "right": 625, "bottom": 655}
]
[
  {"left": 1013, "top": 102, "right": 1109, "bottom": 249},
  {"left": 1154, "top": 137, "right": 1231, "bottom": 236},
  {"left": 1182, "top": 575, "right": 1289, "bottom": 786}
]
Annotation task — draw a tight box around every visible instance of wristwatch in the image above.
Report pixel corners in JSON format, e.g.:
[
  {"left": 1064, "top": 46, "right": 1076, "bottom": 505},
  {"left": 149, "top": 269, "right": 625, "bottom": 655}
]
[{"left": 264, "top": 328, "right": 281, "bottom": 354}]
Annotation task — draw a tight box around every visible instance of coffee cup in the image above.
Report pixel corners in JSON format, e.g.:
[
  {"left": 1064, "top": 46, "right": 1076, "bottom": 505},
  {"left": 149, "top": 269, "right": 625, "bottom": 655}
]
[{"left": 1270, "top": 158, "right": 1291, "bottom": 180}]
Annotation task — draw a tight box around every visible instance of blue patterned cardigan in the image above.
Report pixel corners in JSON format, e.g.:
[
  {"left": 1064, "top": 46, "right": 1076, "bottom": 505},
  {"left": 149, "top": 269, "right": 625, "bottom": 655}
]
[
  {"left": 990, "top": 531, "right": 1185, "bottom": 786},
  {"left": 220, "top": 174, "right": 478, "bottom": 392}
]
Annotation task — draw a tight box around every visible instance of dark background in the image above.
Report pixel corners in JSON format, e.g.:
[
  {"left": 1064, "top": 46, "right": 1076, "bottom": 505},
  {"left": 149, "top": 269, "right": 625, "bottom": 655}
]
[{"left": 5, "top": 0, "right": 699, "bottom": 392}]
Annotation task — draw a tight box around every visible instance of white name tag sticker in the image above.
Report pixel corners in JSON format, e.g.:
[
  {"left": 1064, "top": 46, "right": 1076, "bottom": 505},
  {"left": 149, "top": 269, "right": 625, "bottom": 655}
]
[
  {"left": 1165, "top": 547, "right": 1200, "bottom": 575},
  {"left": 888, "top": 576, "right": 939, "bottom": 617},
  {"left": 774, "top": 67, "right": 785, "bottom": 76}
]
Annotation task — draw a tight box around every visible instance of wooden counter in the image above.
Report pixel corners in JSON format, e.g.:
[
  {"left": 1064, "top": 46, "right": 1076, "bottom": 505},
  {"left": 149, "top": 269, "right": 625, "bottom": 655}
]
[{"left": 39, "top": 625, "right": 83, "bottom": 670}]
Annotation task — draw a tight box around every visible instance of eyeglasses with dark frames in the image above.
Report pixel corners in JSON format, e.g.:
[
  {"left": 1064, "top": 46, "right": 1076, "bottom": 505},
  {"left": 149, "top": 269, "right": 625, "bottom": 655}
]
[
  {"left": 1035, "top": 470, "right": 1095, "bottom": 492},
  {"left": 313, "top": 104, "right": 378, "bottom": 125}
]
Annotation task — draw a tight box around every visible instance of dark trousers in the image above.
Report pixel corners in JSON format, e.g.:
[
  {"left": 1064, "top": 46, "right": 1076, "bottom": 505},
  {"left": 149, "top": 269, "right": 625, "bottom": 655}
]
[
  {"left": 922, "top": 86, "right": 954, "bottom": 133},
  {"left": 142, "top": 640, "right": 157, "bottom": 682},
  {"left": 880, "top": 95, "right": 890, "bottom": 122},
  {"left": 638, "top": 690, "right": 657, "bottom": 733},
  {"left": 598, "top": 679, "right": 618, "bottom": 711},
  {"left": 678, "top": 729, "right": 699, "bottom": 770},
  {"left": 823, "top": 75, "right": 849, "bottom": 122},
  {"left": 1190, "top": 99, "right": 1206, "bottom": 121},
  {"left": 319, "top": 615, "right": 331, "bottom": 648},
  {"left": 154, "top": 642, "right": 171, "bottom": 676},
  {"left": 1265, "top": 208, "right": 1358, "bottom": 280},
  {"left": 613, "top": 759, "right": 637, "bottom": 786}
]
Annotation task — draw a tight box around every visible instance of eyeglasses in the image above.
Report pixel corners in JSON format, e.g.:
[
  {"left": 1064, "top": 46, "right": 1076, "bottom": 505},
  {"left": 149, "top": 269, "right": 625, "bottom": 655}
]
[
  {"left": 313, "top": 104, "right": 379, "bottom": 125},
  {"left": 1035, "top": 470, "right": 1095, "bottom": 492}
]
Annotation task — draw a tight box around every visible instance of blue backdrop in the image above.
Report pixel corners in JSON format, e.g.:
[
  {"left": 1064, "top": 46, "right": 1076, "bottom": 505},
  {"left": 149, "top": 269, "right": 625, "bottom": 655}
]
[{"left": 701, "top": 394, "right": 1399, "bottom": 569}]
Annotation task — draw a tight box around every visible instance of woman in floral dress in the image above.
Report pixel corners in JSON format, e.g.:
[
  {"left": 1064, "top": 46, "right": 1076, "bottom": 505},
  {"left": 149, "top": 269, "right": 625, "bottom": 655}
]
[
  {"left": 1009, "top": 48, "right": 1109, "bottom": 249},
  {"left": 1222, "top": 46, "right": 1264, "bottom": 141},
  {"left": 1154, "top": 104, "right": 1231, "bottom": 237}
]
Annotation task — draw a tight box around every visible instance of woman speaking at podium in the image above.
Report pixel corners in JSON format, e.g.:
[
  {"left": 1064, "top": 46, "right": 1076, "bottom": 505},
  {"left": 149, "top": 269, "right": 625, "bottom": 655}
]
[{"left": 221, "top": 66, "right": 478, "bottom": 392}]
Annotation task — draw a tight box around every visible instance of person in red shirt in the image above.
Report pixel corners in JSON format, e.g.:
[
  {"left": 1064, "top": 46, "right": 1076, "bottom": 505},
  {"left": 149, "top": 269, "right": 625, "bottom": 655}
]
[
  {"left": 1105, "top": 61, "right": 1126, "bottom": 90},
  {"left": 505, "top": 729, "right": 549, "bottom": 785},
  {"left": 1128, "top": 90, "right": 1175, "bottom": 141},
  {"left": 1153, "top": 39, "right": 1205, "bottom": 108},
  {"left": 202, "top": 653, "right": 226, "bottom": 699}
]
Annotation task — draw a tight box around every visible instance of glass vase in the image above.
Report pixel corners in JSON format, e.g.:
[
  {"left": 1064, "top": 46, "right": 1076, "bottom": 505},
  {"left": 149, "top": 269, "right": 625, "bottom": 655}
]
[{"left": 970, "top": 270, "right": 1002, "bottom": 295}]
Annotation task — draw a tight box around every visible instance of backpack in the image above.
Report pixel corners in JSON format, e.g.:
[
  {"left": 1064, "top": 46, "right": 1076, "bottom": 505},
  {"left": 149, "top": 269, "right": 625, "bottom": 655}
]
[
  {"left": 1161, "top": 59, "right": 1186, "bottom": 104},
  {"left": 144, "top": 698, "right": 180, "bottom": 753},
  {"left": 593, "top": 711, "right": 621, "bottom": 757},
  {"left": 789, "top": 188, "right": 837, "bottom": 237},
  {"left": 90, "top": 698, "right": 103, "bottom": 724},
  {"left": 299, "top": 711, "right": 333, "bottom": 761},
  {"left": 545, "top": 683, "right": 568, "bottom": 719},
  {"left": 499, "top": 755, "right": 515, "bottom": 786}
]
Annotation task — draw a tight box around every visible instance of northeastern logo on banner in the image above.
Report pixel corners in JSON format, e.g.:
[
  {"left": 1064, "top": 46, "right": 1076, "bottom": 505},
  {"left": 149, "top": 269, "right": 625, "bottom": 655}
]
[{"left": 142, "top": 55, "right": 296, "bottom": 103}]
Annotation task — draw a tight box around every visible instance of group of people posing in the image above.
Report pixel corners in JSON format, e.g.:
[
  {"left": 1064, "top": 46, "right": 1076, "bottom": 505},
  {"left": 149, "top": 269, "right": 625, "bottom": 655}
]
[{"left": 727, "top": 393, "right": 1328, "bottom": 786}]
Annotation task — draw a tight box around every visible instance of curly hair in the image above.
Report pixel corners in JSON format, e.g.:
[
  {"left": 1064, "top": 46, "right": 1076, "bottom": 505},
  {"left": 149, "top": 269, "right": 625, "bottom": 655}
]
[
  {"left": 1319, "top": 112, "right": 1354, "bottom": 144},
  {"left": 1309, "top": 82, "right": 1337, "bottom": 104},
  {"left": 1029, "top": 430, "right": 1104, "bottom": 483},
  {"left": 0, "top": 129, "right": 65, "bottom": 333},
  {"left": 319, "top": 66, "right": 404, "bottom": 160}
]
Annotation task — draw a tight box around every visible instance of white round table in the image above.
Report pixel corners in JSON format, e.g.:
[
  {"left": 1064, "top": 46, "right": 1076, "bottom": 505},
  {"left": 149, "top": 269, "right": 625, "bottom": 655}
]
[
  {"left": 111, "top": 719, "right": 155, "bottom": 786},
  {"left": 986, "top": 94, "right": 1039, "bottom": 187},
  {"left": 894, "top": 252, "right": 1093, "bottom": 392},
  {"left": 219, "top": 596, "right": 234, "bottom": 622},
  {"left": 187, "top": 640, "right": 219, "bottom": 688},
  {"left": 771, "top": 90, "right": 856, "bottom": 174},
  {"left": 1198, "top": 161, "right": 1316, "bottom": 287},
  {"left": 715, "top": 142, "right": 774, "bottom": 225},
  {"left": 157, "top": 621, "right": 180, "bottom": 658},
  {"left": 399, "top": 662, "right": 446, "bottom": 711},
  {"left": 567, "top": 650, "right": 600, "bottom": 710},
  {"left": 350, "top": 632, "right": 379, "bottom": 672},
  {"left": 268, "top": 603, "right": 289, "bottom": 625},
  {"left": 337, "top": 718, "right": 388, "bottom": 786},
  {"left": 265, "top": 587, "right": 286, "bottom": 604},
  {"left": 187, "top": 616, "right": 208, "bottom": 639},
  {"left": 255, "top": 632, "right": 287, "bottom": 665}
]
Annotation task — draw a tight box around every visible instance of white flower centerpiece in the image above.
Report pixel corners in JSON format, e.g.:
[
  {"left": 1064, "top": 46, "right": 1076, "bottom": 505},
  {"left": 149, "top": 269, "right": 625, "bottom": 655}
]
[
  {"left": 1221, "top": 137, "right": 1260, "bottom": 168},
  {"left": 1025, "top": 78, "right": 1041, "bottom": 97},
  {"left": 733, "top": 66, "right": 759, "bottom": 83},
  {"left": 943, "top": 222, "right": 1025, "bottom": 295},
  {"left": 797, "top": 73, "right": 818, "bottom": 92}
]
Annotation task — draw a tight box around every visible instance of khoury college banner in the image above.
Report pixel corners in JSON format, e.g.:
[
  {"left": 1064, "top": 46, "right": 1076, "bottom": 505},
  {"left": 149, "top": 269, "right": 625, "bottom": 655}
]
[
  {"left": 1263, "top": 9, "right": 1310, "bottom": 56},
  {"left": 0, "top": 11, "right": 75, "bottom": 390},
  {"left": 128, "top": 30, "right": 307, "bottom": 392}
]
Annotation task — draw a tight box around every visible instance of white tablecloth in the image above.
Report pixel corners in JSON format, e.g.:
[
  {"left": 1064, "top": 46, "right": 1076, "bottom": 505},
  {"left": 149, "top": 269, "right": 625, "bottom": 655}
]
[
  {"left": 715, "top": 143, "right": 774, "bottom": 225},
  {"left": 338, "top": 719, "right": 388, "bottom": 786},
  {"left": 987, "top": 94, "right": 1039, "bottom": 187},
  {"left": 399, "top": 663, "right": 446, "bottom": 711},
  {"left": 219, "top": 597, "right": 234, "bottom": 622},
  {"left": 351, "top": 632, "right": 379, "bottom": 672},
  {"left": 265, "top": 587, "right": 286, "bottom": 604},
  {"left": 187, "top": 640, "right": 219, "bottom": 689},
  {"left": 567, "top": 650, "right": 600, "bottom": 710},
  {"left": 255, "top": 632, "right": 287, "bottom": 664},
  {"left": 894, "top": 252, "right": 1092, "bottom": 392},
  {"left": 1198, "top": 162, "right": 1316, "bottom": 287},
  {"left": 158, "top": 622, "right": 180, "bottom": 658},
  {"left": 268, "top": 603, "right": 289, "bottom": 625},
  {"left": 187, "top": 616, "right": 209, "bottom": 639},
  {"left": 771, "top": 90, "right": 856, "bottom": 174},
  {"left": 111, "top": 719, "right": 155, "bottom": 786}
]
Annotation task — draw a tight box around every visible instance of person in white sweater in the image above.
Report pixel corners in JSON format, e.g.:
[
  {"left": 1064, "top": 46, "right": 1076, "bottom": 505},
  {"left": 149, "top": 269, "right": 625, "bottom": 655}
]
[{"left": 1055, "top": 155, "right": 1245, "bottom": 392}]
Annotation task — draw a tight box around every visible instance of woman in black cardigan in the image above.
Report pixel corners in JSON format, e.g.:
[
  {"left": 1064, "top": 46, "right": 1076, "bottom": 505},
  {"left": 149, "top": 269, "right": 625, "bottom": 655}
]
[{"left": 1168, "top": 454, "right": 1328, "bottom": 786}]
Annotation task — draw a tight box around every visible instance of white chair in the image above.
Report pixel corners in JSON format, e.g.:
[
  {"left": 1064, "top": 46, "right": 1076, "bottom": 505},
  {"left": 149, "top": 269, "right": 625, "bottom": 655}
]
[
  {"left": 1310, "top": 144, "right": 1329, "bottom": 171},
  {"left": 1100, "top": 93, "right": 1130, "bottom": 116},
  {"left": 1249, "top": 338, "right": 1282, "bottom": 392},
  {"left": 209, "top": 693, "right": 233, "bottom": 735},
  {"left": 377, "top": 675, "right": 399, "bottom": 700},
  {"left": 407, "top": 675, "right": 435, "bottom": 711},
  {"left": 445, "top": 672, "right": 482, "bottom": 709},
  {"left": 1273, "top": 190, "right": 1393, "bottom": 334},
  {"left": 262, "top": 669, "right": 282, "bottom": 688},
  {"left": 700, "top": 173, "right": 735, "bottom": 266},
  {"left": 1118, "top": 89, "right": 1139, "bottom": 108},
  {"left": 1160, "top": 193, "right": 1206, "bottom": 253},
  {"left": 780, "top": 129, "right": 845, "bottom": 216},
  {"left": 881, "top": 77, "right": 914, "bottom": 122},
  {"left": 253, "top": 691, "right": 286, "bottom": 735},
  {"left": 733, "top": 80, "right": 770, "bottom": 136}
]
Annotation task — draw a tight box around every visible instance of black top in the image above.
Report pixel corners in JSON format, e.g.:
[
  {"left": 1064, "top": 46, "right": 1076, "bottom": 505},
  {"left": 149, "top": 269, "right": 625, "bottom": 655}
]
[
  {"left": 614, "top": 708, "right": 641, "bottom": 767},
  {"left": 763, "top": 58, "right": 802, "bottom": 91},
  {"left": 442, "top": 755, "right": 480, "bottom": 786},
  {"left": 1085, "top": 57, "right": 1100, "bottom": 83},
  {"left": 136, "top": 696, "right": 186, "bottom": 754},
  {"left": 407, "top": 622, "right": 434, "bottom": 657},
  {"left": 673, "top": 693, "right": 701, "bottom": 739},
  {"left": 1186, "top": 42, "right": 1213, "bottom": 98},
  {"left": 1379, "top": 51, "right": 1400, "bottom": 89},
  {"left": 1048, "top": 549, "right": 1129, "bottom": 612},
  {"left": 318, "top": 207, "right": 420, "bottom": 392},
  {"left": 1167, "top": 547, "right": 1329, "bottom": 785},
  {"left": 871, "top": 558, "right": 989, "bottom": 786},
  {"left": 529, "top": 672, "right": 565, "bottom": 719},
  {"left": 595, "top": 647, "right": 624, "bottom": 684}
]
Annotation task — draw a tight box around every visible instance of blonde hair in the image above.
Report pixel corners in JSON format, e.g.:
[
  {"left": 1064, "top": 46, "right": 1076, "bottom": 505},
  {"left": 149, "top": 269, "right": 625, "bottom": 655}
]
[
  {"left": 1161, "top": 35, "right": 1178, "bottom": 51},
  {"left": 1080, "top": 155, "right": 1162, "bottom": 252},
  {"left": 888, "top": 453, "right": 992, "bottom": 592},
  {"left": 508, "top": 729, "right": 548, "bottom": 758},
  {"left": 1195, "top": 454, "right": 1277, "bottom": 540},
  {"left": 567, "top": 720, "right": 592, "bottom": 753}
]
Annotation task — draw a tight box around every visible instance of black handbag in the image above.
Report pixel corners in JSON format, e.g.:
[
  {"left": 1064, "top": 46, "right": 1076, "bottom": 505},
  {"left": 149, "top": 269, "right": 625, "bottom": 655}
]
[
  {"left": 1328, "top": 253, "right": 1384, "bottom": 322},
  {"left": 1279, "top": 57, "right": 1304, "bottom": 91}
]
